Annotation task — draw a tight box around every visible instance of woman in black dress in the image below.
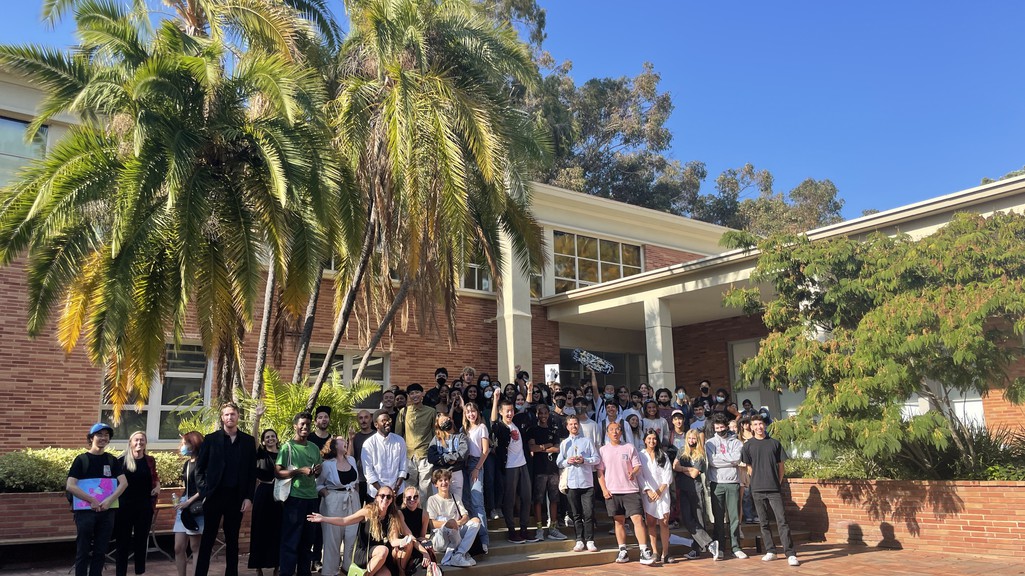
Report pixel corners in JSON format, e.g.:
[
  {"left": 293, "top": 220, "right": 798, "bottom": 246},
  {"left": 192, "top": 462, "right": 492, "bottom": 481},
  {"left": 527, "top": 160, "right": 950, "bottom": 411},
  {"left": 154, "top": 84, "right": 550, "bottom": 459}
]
[
  {"left": 249, "top": 429, "right": 282, "bottom": 575},
  {"left": 115, "top": 431, "right": 159, "bottom": 576},
  {"left": 307, "top": 487, "right": 430, "bottom": 576}
]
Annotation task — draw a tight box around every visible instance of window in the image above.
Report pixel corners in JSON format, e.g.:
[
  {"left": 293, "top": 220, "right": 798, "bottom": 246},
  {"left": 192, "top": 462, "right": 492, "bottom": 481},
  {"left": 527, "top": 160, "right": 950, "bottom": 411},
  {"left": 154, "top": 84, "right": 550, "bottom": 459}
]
[
  {"left": 461, "top": 263, "right": 494, "bottom": 293},
  {"left": 558, "top": 348, "right": 647, "bottom": 390},
  {"left": 308, "top": 351, "right": 388, "bottom": 409},
  {"left": 0, "top": 116, "right": 47, "bottom": 186},
  {"left": 553, "top": 231, "right": 642, "bottom": 293},
  {"left": 100, "top": 344, "right": 212, "bottom": 444}
]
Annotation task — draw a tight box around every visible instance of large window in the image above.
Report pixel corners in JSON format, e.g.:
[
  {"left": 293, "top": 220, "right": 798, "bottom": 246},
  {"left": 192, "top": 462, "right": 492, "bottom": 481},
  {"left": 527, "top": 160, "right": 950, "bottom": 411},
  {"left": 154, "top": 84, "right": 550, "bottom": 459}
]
[
  {"left": 309, "top": 351, "right": 388, "bottom": 409},
  {"left": 553, "top": 231, "right": 642, "bottom": 293},
  {"left": 461, "top": 263, "right": 494, "bottom": 293},
  {"left": 0, "top": 116, "right": 47, "bottom": 185},
  {"left": 100, "top": 344, "right": 212, "bottom": 444}
]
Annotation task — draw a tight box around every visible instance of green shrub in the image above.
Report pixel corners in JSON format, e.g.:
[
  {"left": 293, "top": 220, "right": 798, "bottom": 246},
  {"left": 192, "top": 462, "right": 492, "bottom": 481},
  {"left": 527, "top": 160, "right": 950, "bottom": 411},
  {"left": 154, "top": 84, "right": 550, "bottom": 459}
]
[
  {"left": 785, "top": 450, "right": 878, "bottom": 480},
  {"left": 0, "top": 448, "right": 188, "bottom": 493}
]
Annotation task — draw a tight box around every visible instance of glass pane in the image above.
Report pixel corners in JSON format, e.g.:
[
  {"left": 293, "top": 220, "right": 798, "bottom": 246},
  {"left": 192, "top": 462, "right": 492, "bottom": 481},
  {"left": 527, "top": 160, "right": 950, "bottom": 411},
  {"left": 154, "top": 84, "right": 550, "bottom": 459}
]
[
  {"left": 554, "top": 278, "right": 576, "bottom": 294},
  {"left": 553, "top": 231, "right": 575, "bottom": 256},
  {"left": 462, "top": 268, "right": 477, "bottom": 290},
  {"left": 309, "top": 353, "right": 345, "bottom": 379},
  {"left": 529, "top": 274, "right": 542, "bottom": 299},
  {"left": 601, "top": 263, "right": 621, "bottom": 282},
  {"left": 600, "top": 240, "right": 620, "bottom": 264},
  {"left": 166, "top": 345, "right": 208, "bottom": 373},
  {"left": 576, "top": 236, "right": 597, "bottom": 260},
  {"left": 554, "top": 255, "right": 576, "bottom": 279},
  {"left": 0, "top": 154, "right": 27, "bottom": 186},
  {"left": 578, "top": 259, "right": 599, "bottom": 283},
  {"left": 623, "top": 266, "right": 641, "bottom": 278},
  {"left": 479, "top": 267, "right": 493, "bottom": 292},
  {"left": 162, "top": 376, "right": 204, "bottom": 405},
  {"left": 159, "top": 410, "right": 192, "bottom": 440},
  {"left": 351, "top": 355, "right": 385, "bottom": 382},
  {"left": 100, "top": 410, "right": 148, "bottom": 440},
  {"left": 0, "top": 117, "right": 46, "bottom": 159},
  {"left": 622, "top": 244, "right": 641, "bottom": 267}
]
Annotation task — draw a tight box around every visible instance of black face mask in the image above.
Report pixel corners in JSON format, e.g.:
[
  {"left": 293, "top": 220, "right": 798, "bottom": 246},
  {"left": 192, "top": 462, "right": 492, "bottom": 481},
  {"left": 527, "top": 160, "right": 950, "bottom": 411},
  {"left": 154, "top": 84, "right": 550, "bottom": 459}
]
[
  {"left": 437, "top": 377, "right": 447, "bottom": 386},
  {"left": 716, "top": 429, "right": 728, "bottom": 438},
  {"left": 440, "top": 420, "right": 453, "bottom": 432},
  {"left": 555, "top": 399, "right": 566, "bottom": 409}
]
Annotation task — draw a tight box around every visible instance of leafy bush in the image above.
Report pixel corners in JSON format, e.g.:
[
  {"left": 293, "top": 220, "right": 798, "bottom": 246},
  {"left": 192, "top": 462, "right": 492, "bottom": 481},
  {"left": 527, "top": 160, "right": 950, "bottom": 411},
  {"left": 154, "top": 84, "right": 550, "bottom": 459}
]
[
  {"left": 0, "top": 448, "right": 187, "bottom": 493},
  {"left": 785, "top": 450, "right": 878, "bottom": 480}
]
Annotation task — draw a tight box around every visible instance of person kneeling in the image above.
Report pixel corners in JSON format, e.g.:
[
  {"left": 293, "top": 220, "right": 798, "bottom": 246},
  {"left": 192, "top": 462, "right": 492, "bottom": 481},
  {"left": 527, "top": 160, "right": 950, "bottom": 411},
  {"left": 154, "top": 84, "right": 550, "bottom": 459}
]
[{"left": 426, "top": 469, "right": 480, "bottom": 567}]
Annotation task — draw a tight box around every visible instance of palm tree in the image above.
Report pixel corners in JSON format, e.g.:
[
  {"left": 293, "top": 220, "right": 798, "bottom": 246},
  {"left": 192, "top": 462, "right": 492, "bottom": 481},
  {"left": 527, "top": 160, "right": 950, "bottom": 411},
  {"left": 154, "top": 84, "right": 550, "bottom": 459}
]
[
  {"left": 305, "top": 0, "right": 550, "bottom": 408},
  {"left": 0, "top": 2, "right": 340, "bottom": 419}
]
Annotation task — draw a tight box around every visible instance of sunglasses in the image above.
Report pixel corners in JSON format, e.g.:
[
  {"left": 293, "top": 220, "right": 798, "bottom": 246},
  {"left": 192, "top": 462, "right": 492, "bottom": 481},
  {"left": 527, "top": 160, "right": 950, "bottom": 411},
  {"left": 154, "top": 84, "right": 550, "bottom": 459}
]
[
  {"left": 406, "top": 495, "right": 419, "bottom": 501},
  {"left": 377, "top": 493, "right": 394, "bottom": 500}
]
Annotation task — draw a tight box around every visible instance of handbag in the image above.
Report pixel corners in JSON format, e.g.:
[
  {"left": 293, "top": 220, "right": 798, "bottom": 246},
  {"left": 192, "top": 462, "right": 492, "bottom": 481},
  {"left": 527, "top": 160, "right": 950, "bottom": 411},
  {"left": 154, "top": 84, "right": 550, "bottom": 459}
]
[
  {"left": 558, "top": 466, "right": 569, "bottom": 494},
  {"left": 187, "top": 461, "right": 204, "bottom": 515},
  {"left": 347, "top": 524, "right": 371, "bottom": 576},
  {"left": 273, "top": 444, "right": 294, "bottom": 503}
]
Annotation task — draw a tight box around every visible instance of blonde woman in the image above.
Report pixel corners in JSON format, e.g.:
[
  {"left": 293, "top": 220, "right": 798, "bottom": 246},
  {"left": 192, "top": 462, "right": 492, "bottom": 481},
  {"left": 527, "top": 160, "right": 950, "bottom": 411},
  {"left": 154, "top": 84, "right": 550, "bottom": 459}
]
[
  {"left": 115, "top": 431, "right": 159, "bottom": 576},
  {"left": 316, "top": 436, "right": 360, "bottom": 576},
  {"left": 307, "top": 487, "right": 429, "bottom": 576},
  {"left": 461, "top": 400, "right": 490, "bottom": 553},
  {"left": 673, "top": 429, "right": 716, "bottom": 559}
]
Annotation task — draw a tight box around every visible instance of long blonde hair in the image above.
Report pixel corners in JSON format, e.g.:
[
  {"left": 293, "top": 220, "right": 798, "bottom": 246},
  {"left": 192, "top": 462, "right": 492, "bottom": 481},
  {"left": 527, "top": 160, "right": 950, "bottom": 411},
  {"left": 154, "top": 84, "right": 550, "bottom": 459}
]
[
  {"left": 123, "top": 431, "right": 147, "bottom": 473},
  {"left": 681, "top": 429, "right": 705, "bottom": 464},
  {"left": 363, "top": 492, "right": 402, "bottom": 542}
]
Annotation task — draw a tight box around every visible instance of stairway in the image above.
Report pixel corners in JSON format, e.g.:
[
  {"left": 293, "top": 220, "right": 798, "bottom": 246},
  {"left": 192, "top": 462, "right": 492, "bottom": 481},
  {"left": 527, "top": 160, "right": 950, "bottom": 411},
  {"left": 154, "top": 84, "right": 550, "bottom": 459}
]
[{"left": 445, "top": 512, "right": 809, "bottom": 576}]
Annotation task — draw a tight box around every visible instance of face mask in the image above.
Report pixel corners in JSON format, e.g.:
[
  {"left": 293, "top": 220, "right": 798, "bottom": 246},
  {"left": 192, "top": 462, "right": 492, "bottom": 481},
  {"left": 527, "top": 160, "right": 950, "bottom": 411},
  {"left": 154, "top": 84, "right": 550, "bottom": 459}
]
[
  {"left": 687, "top": 440, "right": 697, "bottom": 447},
  {"left": 716, "top": 396, "right": 726, "bottom": 403},
  {"left": 180, "top": 445, "right": 191, "bottom": 456},
  {"left": 585, "top": 394, "right": 593, "bottom": 401},
  {"left": 439, "top": 420, "right": 453, "bottom": 432},
  {"left": 696, "top": 414, "right": 705, "bottom": 421},
  {"left": 484, "top": 389, "right": 493, "bottom": 399},
  {"left": 480, "top": 379, "right": 490, "bottom": 387},
  {"left": 555, "top": 399, "right": 566, "bottom": 409},
  {"left": 676, "top": 392, "right": 685, "bottom": 400},
  {"left": 701, "top": 388, "right": 709, "bottom": 395},
  {"left": 716, "top": 429, "right": 728, "bottom": 438},
  {"left": 515, "top": 402, "right": 526, "bottom": 411},
  {"left": 437, "top": 377, "right": 446, "bottom": 386},
  {"left": 604, "top": 393, "right": 614, "bottom": 401}
]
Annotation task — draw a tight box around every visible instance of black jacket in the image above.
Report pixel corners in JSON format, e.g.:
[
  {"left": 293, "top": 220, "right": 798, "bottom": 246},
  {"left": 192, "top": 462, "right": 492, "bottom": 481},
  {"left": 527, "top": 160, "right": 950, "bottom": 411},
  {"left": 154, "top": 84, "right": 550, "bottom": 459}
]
[{"left": 196, "top": 429, "right": 257, "bottom": 500}]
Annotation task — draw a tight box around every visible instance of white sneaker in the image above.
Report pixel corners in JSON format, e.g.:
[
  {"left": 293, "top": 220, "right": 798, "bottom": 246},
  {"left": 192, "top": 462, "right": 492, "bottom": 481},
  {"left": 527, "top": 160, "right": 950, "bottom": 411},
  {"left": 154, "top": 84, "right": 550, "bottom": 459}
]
[
  {"left": 734, "top": 550, "right": 748, "bottom": 559},
  {"left": 788, "top": 555, "right": 800, "bottom": 566},
  {"left": 586, "top": 541, "right": 599, "bottom": 552},
  {"left": 572, "top": 541, "right": 585, "bottom": 552},
  {"left": 639, "top": 548, "right": 655, "bottom": 565},
  {"left": 440, "top": 549, "right": 454, "bottom": 565},
  {"left": 762, "top": 552, "right": 777, "bottom": 561},
  {"left": 547, "top": 527, "right": 568, "bottom": 541},
  {"left": 710, "top": 541, "right": 722, "bottom": 561},
  {"left": 616, "top": 548, "right": 630, "bottom": 563},
  {"left": 564, "top": 514, "right": 572, "bottom": 527},
  {"left": 452, "top": 553, "right": 475, "bottom": 567},
  {"left": 490, "top": 510, "right": 501, "bottom": 520}
]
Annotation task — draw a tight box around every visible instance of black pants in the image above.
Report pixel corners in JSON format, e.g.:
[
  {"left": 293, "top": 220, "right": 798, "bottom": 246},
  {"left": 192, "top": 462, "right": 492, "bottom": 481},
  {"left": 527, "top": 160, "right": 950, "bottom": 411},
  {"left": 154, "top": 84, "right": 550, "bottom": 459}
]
[
  {"left": 566, "top": 487, "right": 594, "bottom": 543},
  {"left": 678, "top": 480, "right": 713, "bottom": 552},
  {"left": 196, "top": 487, "right": 245, "bottom": 576},
  {"left": 74, "top": 510, "right": 115, "bottom": 576},
  {"left": 753, "top": 491, "right": 795, "bottom": 556},
  {"left": 115, "top": 502, "right": 154, "bottom": 576},
  {"left": 279, "top": 497, "right": 320, "bottom": 576},
  {"left": 502, "top": 465, "right": 531, "bottom": 531}
]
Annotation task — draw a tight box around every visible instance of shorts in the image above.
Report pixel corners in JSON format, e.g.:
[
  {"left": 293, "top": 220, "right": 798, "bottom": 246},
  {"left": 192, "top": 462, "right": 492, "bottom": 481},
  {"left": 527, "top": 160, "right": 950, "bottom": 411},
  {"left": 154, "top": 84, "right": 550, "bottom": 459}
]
[
  {"left": 173, "top": 509, "right": 204, "bottom": 536},
  {"left": 605, "top": 492, "right": 644, "bottom": 518},
  {"left": 532, "top": 473, "right": 560, "bottom": 505}
]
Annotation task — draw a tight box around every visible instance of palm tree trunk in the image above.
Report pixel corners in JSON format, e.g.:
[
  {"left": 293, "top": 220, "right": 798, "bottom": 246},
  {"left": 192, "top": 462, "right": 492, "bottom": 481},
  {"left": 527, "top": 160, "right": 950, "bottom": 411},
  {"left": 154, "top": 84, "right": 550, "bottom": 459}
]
[
  {"left": 351, "top": 277, "right": 411, "bottom": 384},
  {"left": 291, "top": 265, "right": 324, "bottom": 383},
  {"left": 306, "top": 201, "right": 377, "bottom": 411},
  {"left": 251, "top": 262, "right": 277, "bottom": 399}
]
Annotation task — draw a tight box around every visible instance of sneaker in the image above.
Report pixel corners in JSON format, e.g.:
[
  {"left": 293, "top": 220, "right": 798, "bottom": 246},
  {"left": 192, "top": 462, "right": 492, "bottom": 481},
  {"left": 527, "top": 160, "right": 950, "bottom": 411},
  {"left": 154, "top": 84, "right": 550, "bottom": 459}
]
[
  {"left": 668, "top": 520, "right": 679, "bottom": 529},
  {"left": 734, "top": 550, "right": 748, "bottom": 560},
  {"left": 458, "top": 553, "right": 477, "bottom": 567},
  {"left": 762, "top": 552, "right": 777, "bottom": 562},
  {"left": 787, "top": 556, "right": 800, "bottom": 566},
  {"left": 608, "top": 526, "right": 616, "bottom": 535},
  {"left": 490, "top": 510, "right": 501, "bottom": 520},
  {"left": 564, "top": 514, "right": 572, "bottom": 527},
  {"left": 710, "top": 541, "right": 722, "bottom": 561},
  {"left": 639, "top": 548, "right": 655, "bottom": 565},
  {"left": 482, "top": 544, "right": 488, "bottom": 555},
  {"left": 572, "top": 541, "right": 586, "bottom": 552},
  {"left": 616, "top": 548, "right": 630, "bottom": 563},
  {"left": 527, "top": 528, "right": 543, "bottom": 543},
  {"left": 745, "top": 518, "right": 759, "bottom": 524},
  {"left": 662, "top": 555, "right": 676, "bottom": 564},
  {"left": 586, "top": 541, "right": 600, "bottom": 552},
  {"left": 547, "top": 527, "right": 568, "bottom": 541},
  {"left": 440, "top": 549, "right": 454, "bottom": 565},
  {"left": 684, "top": 550, "right": 700, "bottom": 560},
  {"left": 508, "top": 530, "right": 525, "bottom": 544}
]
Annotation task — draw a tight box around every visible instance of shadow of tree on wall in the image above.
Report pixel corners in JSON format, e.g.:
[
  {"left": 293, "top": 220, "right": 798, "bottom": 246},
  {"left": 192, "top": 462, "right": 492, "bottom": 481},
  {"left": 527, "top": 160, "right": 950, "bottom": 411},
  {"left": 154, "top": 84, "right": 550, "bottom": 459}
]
[{"left": 829, "top": 480, "right": 965, "bottom": 537}]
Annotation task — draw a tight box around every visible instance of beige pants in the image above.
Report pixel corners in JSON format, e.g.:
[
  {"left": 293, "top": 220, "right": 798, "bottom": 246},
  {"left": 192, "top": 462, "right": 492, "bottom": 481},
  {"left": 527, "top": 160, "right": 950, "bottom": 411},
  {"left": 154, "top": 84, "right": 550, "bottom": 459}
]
[{"left": 320, "top": 489, "right": 360, "bottom": 576}]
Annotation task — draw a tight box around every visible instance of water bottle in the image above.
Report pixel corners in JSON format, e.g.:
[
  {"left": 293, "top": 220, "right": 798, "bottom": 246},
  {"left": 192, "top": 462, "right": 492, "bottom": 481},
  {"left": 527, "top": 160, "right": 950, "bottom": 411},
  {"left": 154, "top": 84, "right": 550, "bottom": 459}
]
[{"left": 171, "top": 493, "right": 179, "bottom": 506}]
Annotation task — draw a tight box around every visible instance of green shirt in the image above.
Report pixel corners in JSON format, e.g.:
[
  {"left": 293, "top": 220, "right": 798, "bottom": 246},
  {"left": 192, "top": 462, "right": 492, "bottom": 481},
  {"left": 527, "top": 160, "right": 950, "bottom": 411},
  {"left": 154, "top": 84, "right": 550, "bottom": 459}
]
[
  {"left": 277, "top": 439, "right": 323, "bottom": 500},
  {"left": 397, "top": 403, "right": 437, "bottom": 459}
]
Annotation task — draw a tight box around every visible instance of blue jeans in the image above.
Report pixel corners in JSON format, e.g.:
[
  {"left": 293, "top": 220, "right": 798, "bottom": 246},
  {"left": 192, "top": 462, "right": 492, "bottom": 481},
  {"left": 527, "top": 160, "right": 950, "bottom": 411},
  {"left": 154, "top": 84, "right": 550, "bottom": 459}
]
[
  {"left": 484, "top": 454, "right": 502, "bottom": 517},
  {"left": 464, "top": 456, "right": 489, "bottom": 548}
]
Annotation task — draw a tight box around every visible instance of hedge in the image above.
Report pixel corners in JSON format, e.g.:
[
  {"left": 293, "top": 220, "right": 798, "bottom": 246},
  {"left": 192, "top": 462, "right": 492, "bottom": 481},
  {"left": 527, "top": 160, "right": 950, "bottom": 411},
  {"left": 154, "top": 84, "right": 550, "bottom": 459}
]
[{"left": 0, "top": 448, "right": 186, "bottom": 493}]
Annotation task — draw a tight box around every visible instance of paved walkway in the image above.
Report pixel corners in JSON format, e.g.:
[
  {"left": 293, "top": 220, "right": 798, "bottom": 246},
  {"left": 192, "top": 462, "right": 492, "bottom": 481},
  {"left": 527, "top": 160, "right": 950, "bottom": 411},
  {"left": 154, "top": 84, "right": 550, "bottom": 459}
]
[{"left": 2, "top": 543, "right": 1022, "bottom": 575}]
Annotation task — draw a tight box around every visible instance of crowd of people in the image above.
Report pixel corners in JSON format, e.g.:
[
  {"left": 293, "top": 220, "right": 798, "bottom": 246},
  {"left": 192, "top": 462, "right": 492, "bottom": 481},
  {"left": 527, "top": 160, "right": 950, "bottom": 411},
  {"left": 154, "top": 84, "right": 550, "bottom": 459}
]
[{"left": 65, "top": 367, "right": 798, "bottom": 576}]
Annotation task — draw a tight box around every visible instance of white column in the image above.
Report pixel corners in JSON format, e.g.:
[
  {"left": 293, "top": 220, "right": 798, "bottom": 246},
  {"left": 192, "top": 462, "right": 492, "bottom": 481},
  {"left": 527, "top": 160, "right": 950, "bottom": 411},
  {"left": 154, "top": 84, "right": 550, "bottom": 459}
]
[
  {"left": 496, "top": 232, "right": 534, "bottom": 383},
  {"left": 644, "top": 298, "right": 676, "bottom": 390}
]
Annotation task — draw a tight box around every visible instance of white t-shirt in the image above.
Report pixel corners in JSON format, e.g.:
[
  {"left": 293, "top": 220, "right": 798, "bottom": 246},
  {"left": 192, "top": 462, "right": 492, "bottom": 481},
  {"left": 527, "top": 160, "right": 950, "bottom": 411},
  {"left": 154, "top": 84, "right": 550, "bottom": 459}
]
[
  {"left": 505, "top": 422, "right": 527, "bottom": 468},
  {"left": 467, "top": 424, "right": 488, "bottom": 458}
]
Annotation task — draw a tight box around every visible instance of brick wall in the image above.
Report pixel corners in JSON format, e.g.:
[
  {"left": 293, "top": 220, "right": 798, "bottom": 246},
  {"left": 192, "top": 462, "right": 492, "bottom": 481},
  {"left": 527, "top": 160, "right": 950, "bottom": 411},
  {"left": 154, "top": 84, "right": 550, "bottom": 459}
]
[
  {"left": 643, "top": 244, "right": 704, "bottom": 271},
  {"left": 672, "top": 315, "right": 769, "bottom": 398},
  {"left": 530, "top": 303, "right": 561, "bottom": 380},
  {"left": 785, "top": 478, "right": 1025, "bottom": 559}
]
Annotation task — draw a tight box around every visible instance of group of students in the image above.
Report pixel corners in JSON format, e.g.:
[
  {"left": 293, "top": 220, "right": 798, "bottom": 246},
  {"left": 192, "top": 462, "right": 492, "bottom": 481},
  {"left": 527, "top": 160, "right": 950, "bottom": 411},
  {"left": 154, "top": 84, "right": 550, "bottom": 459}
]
[{"left": 64, "top": 368, "right": 798, "bottom": 576}]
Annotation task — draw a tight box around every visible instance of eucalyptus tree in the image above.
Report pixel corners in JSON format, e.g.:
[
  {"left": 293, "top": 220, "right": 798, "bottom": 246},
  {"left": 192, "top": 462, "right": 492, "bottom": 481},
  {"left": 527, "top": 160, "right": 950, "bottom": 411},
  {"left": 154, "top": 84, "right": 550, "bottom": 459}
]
[
  {"left": 0, "top": 1, "right": 340, "bottom": 418},
  {"left": 305, "top": 0, "right": 549, "bottom": 408}
]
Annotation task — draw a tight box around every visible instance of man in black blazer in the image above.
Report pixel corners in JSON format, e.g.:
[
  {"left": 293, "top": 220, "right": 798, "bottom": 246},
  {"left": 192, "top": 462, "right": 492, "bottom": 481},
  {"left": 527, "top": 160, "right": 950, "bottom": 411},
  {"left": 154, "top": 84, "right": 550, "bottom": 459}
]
[{"left": 195, "top": 402, "right": 257, "bottom": 576}]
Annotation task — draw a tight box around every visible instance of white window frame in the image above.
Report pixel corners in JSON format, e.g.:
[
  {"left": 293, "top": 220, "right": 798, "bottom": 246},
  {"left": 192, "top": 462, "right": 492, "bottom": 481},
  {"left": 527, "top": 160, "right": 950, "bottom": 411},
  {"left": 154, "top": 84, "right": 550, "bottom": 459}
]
[
  {"left": 461, "top": 262, "right": 495, "bottom": 293},
  {"left": 308, "top": 350, "right": 390, "bottom": 410},
  {"left": 552, "top": 230, "right": 643, "bottom": 293},
  {"left": 0, "top": 115, "right": 47, "bottom": 185}
]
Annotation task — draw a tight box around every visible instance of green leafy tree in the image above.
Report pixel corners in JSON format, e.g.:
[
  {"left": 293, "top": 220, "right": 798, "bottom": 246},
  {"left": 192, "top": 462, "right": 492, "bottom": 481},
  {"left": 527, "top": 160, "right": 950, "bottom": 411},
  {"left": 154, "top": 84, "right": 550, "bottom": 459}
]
[{"left": 723, "top": 212, "right": 1025, "bottom": 478}]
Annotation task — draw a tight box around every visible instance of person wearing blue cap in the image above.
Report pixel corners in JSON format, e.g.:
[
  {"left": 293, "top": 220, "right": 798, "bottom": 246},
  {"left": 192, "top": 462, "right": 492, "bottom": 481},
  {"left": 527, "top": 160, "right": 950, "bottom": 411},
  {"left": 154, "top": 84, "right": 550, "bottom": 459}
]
[{"left": 67, "top": 422, "right": 128, "bottom": 576}]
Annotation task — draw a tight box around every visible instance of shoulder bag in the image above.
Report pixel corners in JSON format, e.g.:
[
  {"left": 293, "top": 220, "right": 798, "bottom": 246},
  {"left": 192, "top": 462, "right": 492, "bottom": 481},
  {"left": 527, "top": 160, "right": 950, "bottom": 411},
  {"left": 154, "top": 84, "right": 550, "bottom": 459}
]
[
  {"left": 273, "top": 444, "right": 294, "bottom": 502},
  {"left": 187, "top": 461, "right": 205, "bottom": 515}
]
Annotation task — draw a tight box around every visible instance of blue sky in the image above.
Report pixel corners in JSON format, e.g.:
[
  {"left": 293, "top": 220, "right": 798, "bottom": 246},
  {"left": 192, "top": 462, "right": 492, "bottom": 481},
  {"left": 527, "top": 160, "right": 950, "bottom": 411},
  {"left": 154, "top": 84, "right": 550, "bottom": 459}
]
[{"left": 2, "top": 1, "right": 1023, "bottom": 219}]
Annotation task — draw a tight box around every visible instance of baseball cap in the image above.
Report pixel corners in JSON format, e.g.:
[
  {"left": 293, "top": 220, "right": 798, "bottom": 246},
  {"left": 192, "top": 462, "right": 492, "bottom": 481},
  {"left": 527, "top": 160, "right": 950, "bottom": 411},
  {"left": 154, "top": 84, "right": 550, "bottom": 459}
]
[{"left": 89, "top": 422, "right": 114, "bottom": 436}]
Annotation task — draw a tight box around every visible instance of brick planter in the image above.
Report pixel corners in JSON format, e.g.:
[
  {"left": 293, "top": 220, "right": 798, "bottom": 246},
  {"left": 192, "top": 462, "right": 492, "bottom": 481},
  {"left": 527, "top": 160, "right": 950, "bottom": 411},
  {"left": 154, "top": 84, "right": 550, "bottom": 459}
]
[{"left": 785, "top": 478, "right": 1025, "bottom": 559}]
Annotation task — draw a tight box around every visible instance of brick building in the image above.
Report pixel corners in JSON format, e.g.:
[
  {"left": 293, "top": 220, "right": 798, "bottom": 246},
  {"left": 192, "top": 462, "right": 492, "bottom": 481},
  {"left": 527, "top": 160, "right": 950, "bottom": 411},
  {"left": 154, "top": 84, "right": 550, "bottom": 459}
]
[{"left": 2, "top": 71, "right": 1023, "bottom": 451}]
